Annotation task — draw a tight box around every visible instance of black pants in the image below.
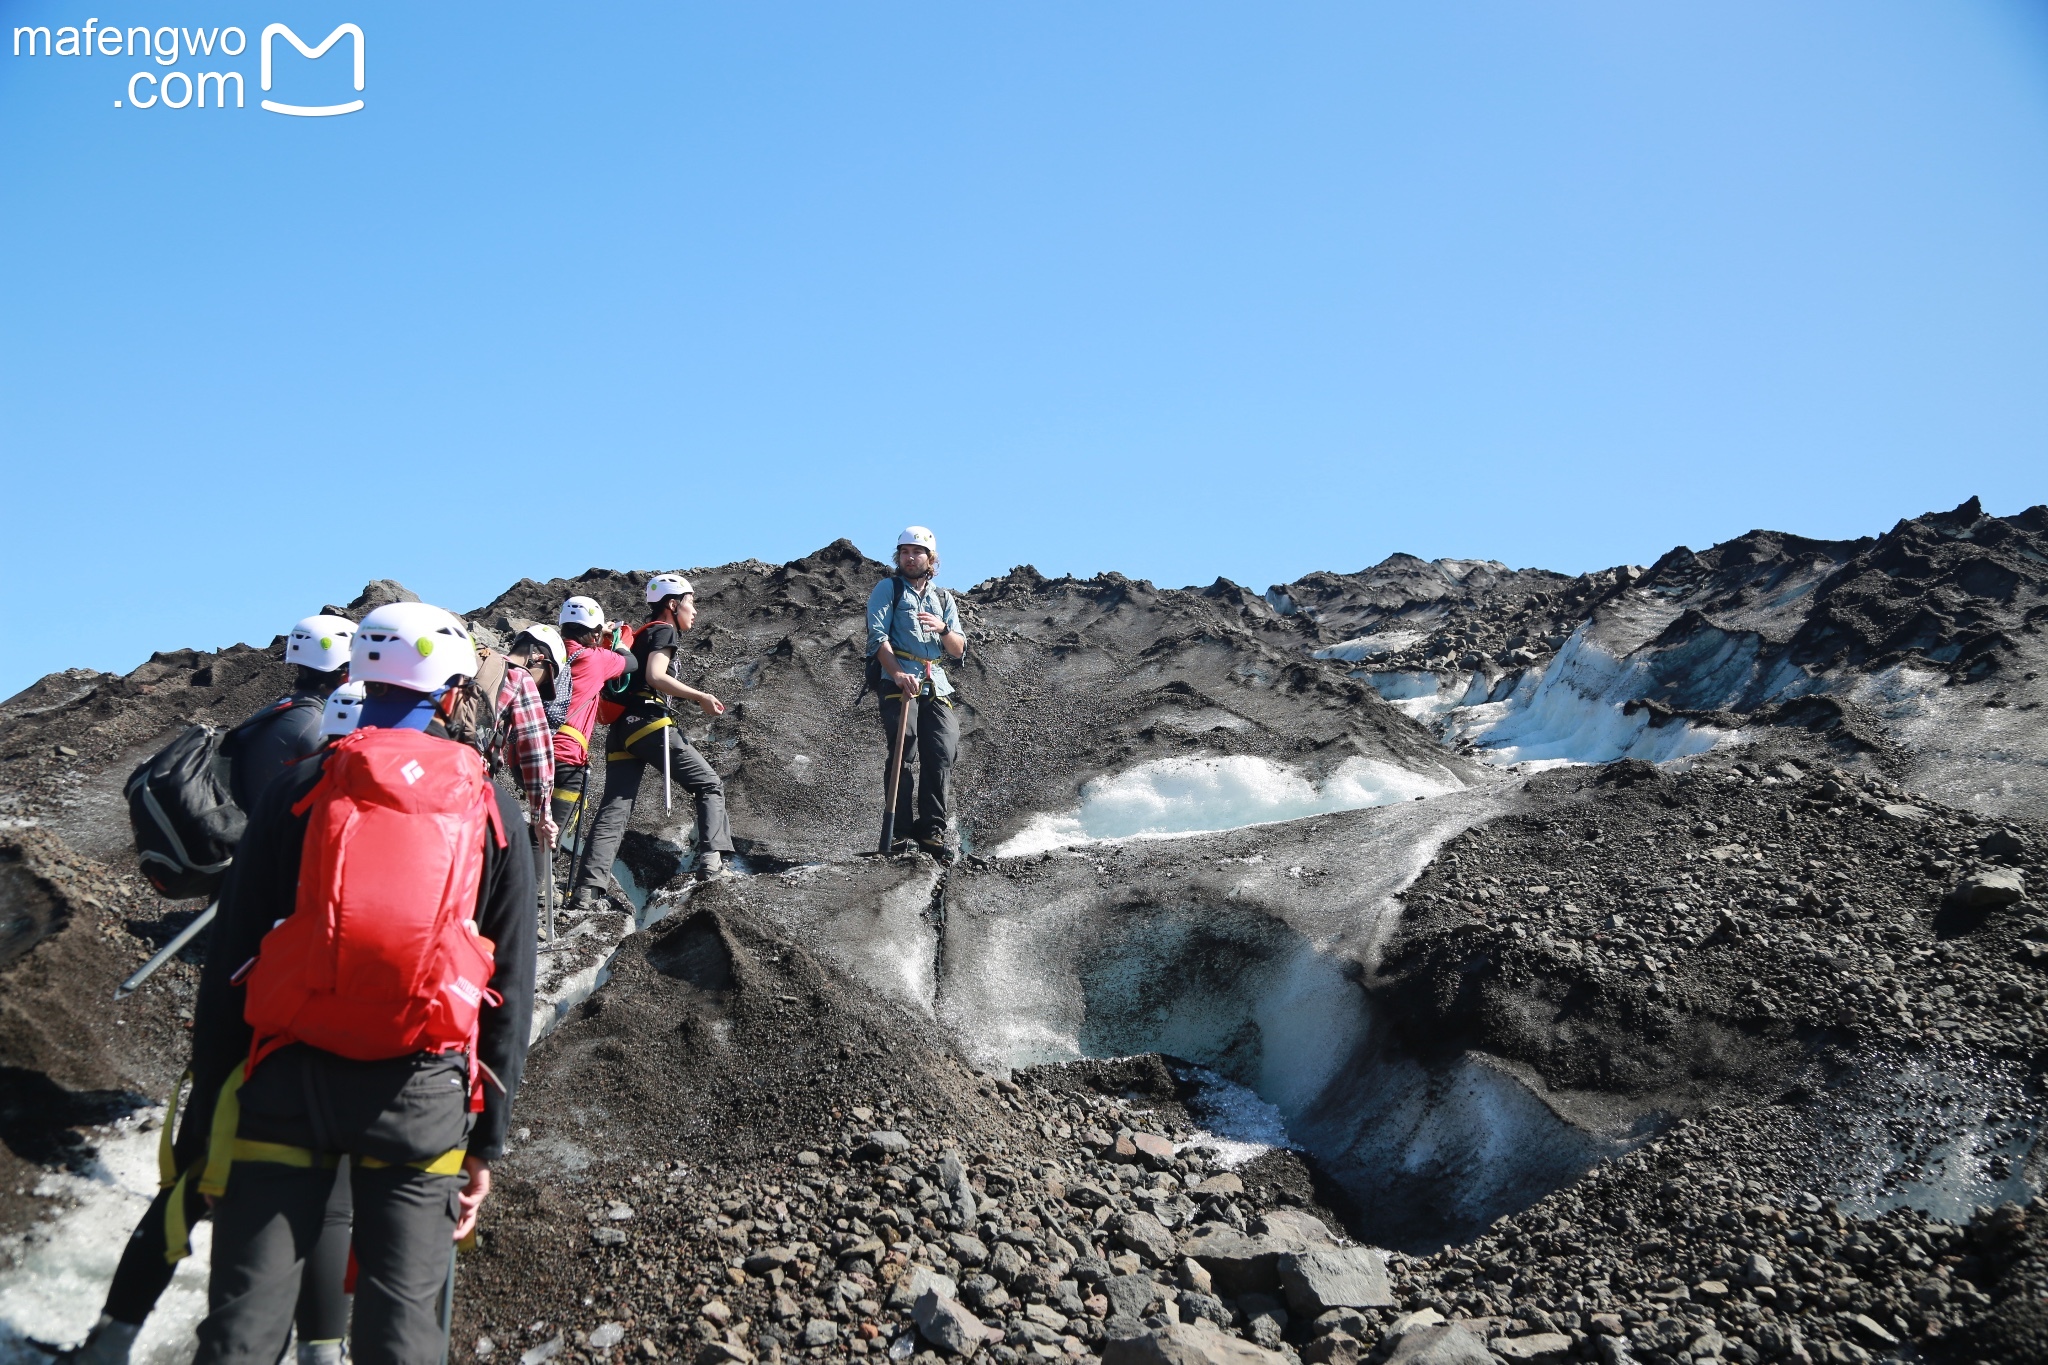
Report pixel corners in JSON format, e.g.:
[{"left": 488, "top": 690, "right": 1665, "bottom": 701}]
[
  {"left": 196, "top": 1159, "right": 459, "bottom": 1365},
  {"left": 578, "top": 715, "right": 732, "bottom": 895},
  {"left": 102, "top": 1158, "right": 352, "bottom": 1339},
  {"left": 878, "top": 689, "right": 958, "bottom": 844}
]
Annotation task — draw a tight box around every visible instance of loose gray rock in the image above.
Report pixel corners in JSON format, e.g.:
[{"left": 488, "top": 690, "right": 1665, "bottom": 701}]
[
  {"left": 588, "top": 1324, "right": 626, "bottom": 1351},
  {"left": 988, "top": 1241, "right": 1028, "bottom": 1285},
  {"left": 860, "top": 1130, "right": 913, "bottom": 1161},
  {"left": 1277, "top": 1248, "right": 1394, "bottom": 1315},
  {"left": 914, "top": 1289, "right": 997, "bottom": 1357},
  {"left": 1384, "top": 1324, "right": 1496, "bottom": 1365},
  {"left": 802, "top": 1320, "right": 840, "bottom": 1348},
  {"left": 1104, "top": 1274, "right": 1162, "bottom": 1322},
  {"left": 1738, "top": 1252, "right": 1775, "bottom": 1286},
  {"left": 1101, "top": 1321, "right": 1289, "bottom": 1365},
  {"left": 948, "top": 1231, "right": 991, "bottom": 1266},
  {"left": 887, "top": 1267, "right": 960, "bottom": 1311},
  {"left": 1954, "top": 868, "right": 2027, "bottom": 907},
  {"left": 1114, "top": 1212, "right": 1178, "bottom": 1266},
  {"left": 1493, "top": 1333, "right": 1572, "bottom": 1363},
  {"left": 938, "top": 1149, "right": 978, "bottom": 1223}
]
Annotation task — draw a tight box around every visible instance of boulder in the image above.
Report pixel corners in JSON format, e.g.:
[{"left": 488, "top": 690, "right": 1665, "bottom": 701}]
[
  {"left": 887, "top": 1267, "right": 959, "bottom": 1311},
  {"left": 1300, "top": 1333, "right": 1360, "bottom": 1365},
  {"left": 858, "top": 1131, "right": 913, "bottom": 1162},
  {"left": 938, "top": 1149, "right": 978, "bottom": 1222},
  {"left": 1277, "top": 1248, "right": 1394, "bottom": 1315},
  {"left": 1183, "top": 1210, "right": 1339, "bottom": 1296},
  {"left": 1383, "top": 1324, "right": 1496, "bottom": 1365},
  {"left": 1190, "top": 1173, "right": 1243, "bottom": 1198},
  {"left": 1954, "top": 869, "right": 2027, "bottom": 908},
  {"left": 914, "top": 1290, "right": 998, "bottom": 1357},
  {"left": 1104, "top": 1274, "right": 1163, "bottom": 1322},
  {"left": 1101, "top": 1321, "right": 1290, "bottom": 1365},
  {"left": 1114, "top": 1212, "right": 1179, "bottom": 1266},
  {"left": 1494, "top": 1333, "right": 1572, "bottom": 1363}
]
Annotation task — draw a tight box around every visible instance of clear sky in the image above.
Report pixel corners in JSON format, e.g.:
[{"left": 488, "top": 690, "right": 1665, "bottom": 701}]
[{"left": 3, "top": 2, "right": 2045, "bottom": 699}]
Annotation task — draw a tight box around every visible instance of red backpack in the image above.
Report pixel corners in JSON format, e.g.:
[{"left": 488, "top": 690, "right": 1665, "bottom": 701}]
[
  {"left": 595, "top": 621, "right": 637, "bottom": 724},
  {"left": 241, "top": 727, "right": 506, "bottom": 1109}
]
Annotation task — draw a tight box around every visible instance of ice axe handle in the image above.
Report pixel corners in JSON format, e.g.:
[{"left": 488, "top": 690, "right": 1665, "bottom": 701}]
[
  {"left": 116, "top": 901, "right": 217, "bottom": 999},
  {"left": 878, "top": 684, "right": 915, "bottom": 854}
]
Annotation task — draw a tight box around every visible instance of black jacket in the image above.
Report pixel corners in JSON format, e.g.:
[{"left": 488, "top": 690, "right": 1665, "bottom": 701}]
[
  {"left": 222, "top": 693, "right": 327, "bottom": 815},
  {"left": 183, "top": 738, "right": 536, "bottom": 1167}
]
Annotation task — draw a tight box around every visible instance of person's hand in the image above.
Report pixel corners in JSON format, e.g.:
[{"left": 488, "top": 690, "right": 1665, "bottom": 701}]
[
  {"left": 695, "top": 693, "right": 726, "bottom": 717},
  {"left": 891, "top": 670, "right": 921, "bottom": 697},
  {"left": 539, "top": 812, "right": 559, "bottom": 849},
  {"left": 912, "top": 610, "right": 946, "bottom": 633},
  {"left": 453, "top": 1156, "right": 492, "bottom": 1241}
]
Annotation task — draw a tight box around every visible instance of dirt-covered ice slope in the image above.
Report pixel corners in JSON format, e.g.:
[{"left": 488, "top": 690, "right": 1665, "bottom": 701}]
[{"left": 1263, "top": 499, "right": 2048, "bottom": 818}]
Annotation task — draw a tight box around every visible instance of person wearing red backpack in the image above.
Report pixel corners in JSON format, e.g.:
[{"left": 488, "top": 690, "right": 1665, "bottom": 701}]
[{"left": 184, "top": 602, "right": 536, "bottom": 1365}]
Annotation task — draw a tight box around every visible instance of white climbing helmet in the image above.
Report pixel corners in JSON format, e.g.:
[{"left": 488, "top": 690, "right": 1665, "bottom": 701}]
[
  {"left": 350, "top": 602, "right": 479, "bottom": 691},
  {"left": 645, "top": 572, "right": 694, "bottom": 605},
  {"left": 558, "top": 596, "right": 605, "bottom": 630},
  {"left": 518, "top": 623, "right": 568, "bottom": 671},
  {"left": 286, "top": 615, "right": 356, "bottom": 673},
  {"left": 319, "top": 681, "right": 367, "bottom": 739},
  {"left": 896, "top": 526, "right": 938, "bottom": 555}
]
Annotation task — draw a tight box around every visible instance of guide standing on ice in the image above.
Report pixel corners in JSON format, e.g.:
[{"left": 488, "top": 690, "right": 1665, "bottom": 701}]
[{"left": 865, "top": 526, "right": 967, "bottom": 860}]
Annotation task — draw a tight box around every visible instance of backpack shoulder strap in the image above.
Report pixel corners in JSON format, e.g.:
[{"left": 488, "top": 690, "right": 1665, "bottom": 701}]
[{"left": 473, "top": 652, "right": 510, "bottom": 708}]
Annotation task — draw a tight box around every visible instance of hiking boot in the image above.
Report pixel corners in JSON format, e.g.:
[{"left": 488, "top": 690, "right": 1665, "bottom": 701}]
[
  {"left": 570, "top": 886, "right": 607, "bottom": 911},
  {"left": 298, "top": 1343, "right": 346, "bottom": 1365},
  {"left": 917, "top": 837, "right": 956, "bottom": 866},
  {"left": 59, "top": 1318, "right": 141, "bottom": 1365},
  {"left": 698, "top": 850, "right": 726, "bottom": 879}
]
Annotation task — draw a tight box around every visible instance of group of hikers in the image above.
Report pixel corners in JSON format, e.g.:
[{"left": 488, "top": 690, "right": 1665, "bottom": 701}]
[{"left": 75, "top": 528, "right": 966, "bottom": 1365}]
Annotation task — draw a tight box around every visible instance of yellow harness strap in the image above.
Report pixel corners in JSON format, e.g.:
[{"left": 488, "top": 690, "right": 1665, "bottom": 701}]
[
  {"left": 557, "top": 722, "right": 589, "bottom": 751},
  {"left": 158, "top": 1071, "right": 191, "bottom": 1189},
  {"left": 162, "top": 1170, "right": 195, "bottom": 1264},
  {"left": 197, "top": 1065, "right": 248, "bottom": 1198},
  {"left": 359, "top": 1147, "right": 469, "bottom": 1176},
  {"left": 621, "top": 716, "right": 672, "bottom": 750},
  {"left": 553, "top": 787, "right": 581, "bottom": 804}
]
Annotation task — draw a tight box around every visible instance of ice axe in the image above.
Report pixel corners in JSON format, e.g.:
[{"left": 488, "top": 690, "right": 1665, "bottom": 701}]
[
  {"left": 661, "top": 716, "right": 673, "bottom": 815},
  {"left": 877, "top": 676, "right": 916, "bottom": 855},
  {"left": 116, "top": 901, "right": 216, "bottom": 999}
]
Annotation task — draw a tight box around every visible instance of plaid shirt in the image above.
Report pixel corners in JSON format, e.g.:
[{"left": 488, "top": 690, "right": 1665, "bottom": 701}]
[{"left": 494, "top": 663, "right": 555, "bottom": 815}]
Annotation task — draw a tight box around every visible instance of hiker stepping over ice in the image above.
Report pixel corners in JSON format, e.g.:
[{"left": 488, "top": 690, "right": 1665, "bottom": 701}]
[
  {"left": 867, "top": 526, "right": 967, "bottom": 861},
  {"left": 184, "top": 602, "right": 535, "bottom": 1365},
  {"left": 575, "top": 572, "right": 735, "bottom": 903}
]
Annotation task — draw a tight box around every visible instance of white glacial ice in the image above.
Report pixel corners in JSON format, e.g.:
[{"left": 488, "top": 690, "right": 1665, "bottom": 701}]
[
  {"left": 1370, "top": 628, "right": 1729, "bottom": 770},
  {"left": 991, "top": 755, "right": 1464, "bottom": 857},
  {"left": 0, "top": 1111, "right": 208, "bottom": 1365}
]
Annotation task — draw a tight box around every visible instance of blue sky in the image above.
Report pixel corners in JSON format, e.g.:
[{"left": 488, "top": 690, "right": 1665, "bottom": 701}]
[{"left": 3, "top": 2, "right": 2045, "bottom": 698}]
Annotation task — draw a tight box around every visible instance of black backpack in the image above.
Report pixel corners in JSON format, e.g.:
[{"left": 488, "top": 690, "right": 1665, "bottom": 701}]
[{"left": 125, "top": 724, "right": 245, "bottom": 899}]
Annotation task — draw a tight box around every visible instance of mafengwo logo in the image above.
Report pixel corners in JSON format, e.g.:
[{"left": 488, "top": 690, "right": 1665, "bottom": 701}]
[{"left": 10, "top": 18, "right": 364, "bottom": 115}]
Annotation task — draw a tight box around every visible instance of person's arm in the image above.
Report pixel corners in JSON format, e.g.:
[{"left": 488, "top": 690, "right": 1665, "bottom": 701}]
[
  {"left": 180, "top": 756, "right": 322, "bottom": 1170},
  {"left": 470, "top": 787, "right": 536, "bottom": 1162},
  {"left": 645, "top": 648, "right": 724, "bottom": 717},
  {"left": 499, "top": 668, "right": 555, "bottom": 838},
  {"left": 939, "top": 592, "right": 966, "bottom": 661}
]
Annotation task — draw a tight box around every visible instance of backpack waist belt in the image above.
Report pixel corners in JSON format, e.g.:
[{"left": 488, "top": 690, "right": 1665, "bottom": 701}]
[
  {"left": 607, "top": 715, "right": 672, "bottom": 760},
  {"left": 557, "top": 722, "right": 590, "bottom": 750}
]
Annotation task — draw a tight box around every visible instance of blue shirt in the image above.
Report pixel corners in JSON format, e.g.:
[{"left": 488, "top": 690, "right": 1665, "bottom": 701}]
[{"left": 866, "top": 576, "right": 963, "bottom": 697}]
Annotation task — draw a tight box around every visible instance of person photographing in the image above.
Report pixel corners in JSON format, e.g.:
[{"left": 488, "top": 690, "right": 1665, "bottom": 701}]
[{"left": 866, "top": 526, "right": 967, "bottom": 860}]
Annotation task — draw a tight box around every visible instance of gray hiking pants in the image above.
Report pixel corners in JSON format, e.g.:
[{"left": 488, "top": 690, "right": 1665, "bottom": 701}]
[
  {"left": 195, "top": 1159, "right": 461, "bottom": 1365},
  {"left": 878, "top": 688, "right": 958, "bottom": 845},
  {"left": 577, "top": 715, "right": 732, "bottom": 895}
]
